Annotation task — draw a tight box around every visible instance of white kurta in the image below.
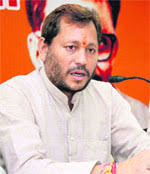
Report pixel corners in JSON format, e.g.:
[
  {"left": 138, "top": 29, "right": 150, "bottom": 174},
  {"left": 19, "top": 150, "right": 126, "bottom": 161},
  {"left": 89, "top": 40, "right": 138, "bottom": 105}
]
[{"left": 0, "top": 67, "right": 150, "bottom": 174}]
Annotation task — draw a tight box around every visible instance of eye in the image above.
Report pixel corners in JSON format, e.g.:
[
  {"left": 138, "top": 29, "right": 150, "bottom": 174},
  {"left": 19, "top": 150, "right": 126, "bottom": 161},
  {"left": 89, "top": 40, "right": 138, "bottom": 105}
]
[
  {"left": 87, "top": 48, "right": 96, "bottom": 54},
  {"left": 65, "top": 45, "right": 76, "bottom": 51}
]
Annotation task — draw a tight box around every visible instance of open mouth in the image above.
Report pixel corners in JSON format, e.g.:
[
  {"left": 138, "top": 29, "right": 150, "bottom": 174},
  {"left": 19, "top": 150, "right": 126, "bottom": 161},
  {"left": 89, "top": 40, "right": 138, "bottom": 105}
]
[
  {"left": 70, "top": 71, "right": 87, "bottom": 81},
  {"left": 71, "top": 72, "right": 85, "bottom": 77}
]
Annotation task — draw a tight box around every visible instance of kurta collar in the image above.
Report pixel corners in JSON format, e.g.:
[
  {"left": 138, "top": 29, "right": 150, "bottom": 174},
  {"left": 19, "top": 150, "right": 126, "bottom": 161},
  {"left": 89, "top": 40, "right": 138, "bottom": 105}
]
[{"left": 39, "top": 67, "right": 82, "bottom": 111}]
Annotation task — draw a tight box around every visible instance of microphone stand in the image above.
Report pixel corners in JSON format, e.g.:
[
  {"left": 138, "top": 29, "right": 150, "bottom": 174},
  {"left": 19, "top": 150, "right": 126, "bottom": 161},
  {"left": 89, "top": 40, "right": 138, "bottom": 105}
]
[{"left": 108, "top": 76, "right": 150, "bottom": 83}]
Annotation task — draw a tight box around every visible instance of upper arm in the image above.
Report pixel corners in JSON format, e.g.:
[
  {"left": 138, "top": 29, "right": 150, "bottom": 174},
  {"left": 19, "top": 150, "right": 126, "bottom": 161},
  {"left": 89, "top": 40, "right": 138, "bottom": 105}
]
[
  {"left": 0, "top": 84, "right": 47, "bottom": 172},
  {"left": 110, "top": 87, "right": 150, "bottom": 162}
]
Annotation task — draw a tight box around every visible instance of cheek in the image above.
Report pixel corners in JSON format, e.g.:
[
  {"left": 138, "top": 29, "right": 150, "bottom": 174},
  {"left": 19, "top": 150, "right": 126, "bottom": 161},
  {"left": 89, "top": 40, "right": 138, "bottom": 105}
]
[
  {"left": 59, "top": 60, "right": 72, "bottom": 73},
  {"left": 88, "top": 57, "right": 98, "bottom": 72}
]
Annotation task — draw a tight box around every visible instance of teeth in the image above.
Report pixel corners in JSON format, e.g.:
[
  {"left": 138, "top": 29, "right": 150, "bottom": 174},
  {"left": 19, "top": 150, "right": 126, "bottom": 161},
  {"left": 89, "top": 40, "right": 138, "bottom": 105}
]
[{"left": 72, "top": 73, "right": 84, "bottom": 76}]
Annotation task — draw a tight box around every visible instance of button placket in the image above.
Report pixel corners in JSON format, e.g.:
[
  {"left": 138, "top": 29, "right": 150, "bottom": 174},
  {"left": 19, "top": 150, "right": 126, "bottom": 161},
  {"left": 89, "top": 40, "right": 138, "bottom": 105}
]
[{"left": 67, "top": 116, "right": 77, "bottom": 160}]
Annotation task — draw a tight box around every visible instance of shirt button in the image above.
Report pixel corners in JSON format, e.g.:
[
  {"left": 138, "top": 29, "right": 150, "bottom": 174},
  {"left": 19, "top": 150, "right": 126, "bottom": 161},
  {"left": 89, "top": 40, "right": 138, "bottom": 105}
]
[{"left": 70, "top": 137, "right": 74, "bottom": 141}]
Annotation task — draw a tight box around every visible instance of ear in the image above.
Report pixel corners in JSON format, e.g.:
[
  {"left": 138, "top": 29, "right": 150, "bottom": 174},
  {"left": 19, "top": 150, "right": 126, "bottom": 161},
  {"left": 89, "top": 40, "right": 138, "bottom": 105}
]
[
  {"left": 38, "top": 37, "right": 49, "bottom": 62},
  {"left": 27, "top": 32, "right": 43, "bottom": 69}
]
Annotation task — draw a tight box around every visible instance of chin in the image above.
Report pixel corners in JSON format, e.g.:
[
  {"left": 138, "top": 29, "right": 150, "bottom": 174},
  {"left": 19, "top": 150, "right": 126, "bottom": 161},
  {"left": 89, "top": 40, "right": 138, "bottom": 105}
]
[
  {"left": 68, "top": 85, "right": 86, "bottom": 92},
  {"left": 59, "top": 82, "right": 89, "bottom": 93},
  {"left": 71, "top": 80, "right": 89, "bottom": 90}
]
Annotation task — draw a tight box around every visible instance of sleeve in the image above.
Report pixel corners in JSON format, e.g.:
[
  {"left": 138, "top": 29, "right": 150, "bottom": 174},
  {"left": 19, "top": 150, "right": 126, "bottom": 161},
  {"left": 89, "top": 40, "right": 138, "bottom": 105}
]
[
  {"left": 110, "top": 87, "right": 150, "bottom": 162},
  {"left": 148, "top": 118, "right": 150, "bottom": 136},
  {"left": 0, "top": 84, "right": 96, "bottom": 174}
]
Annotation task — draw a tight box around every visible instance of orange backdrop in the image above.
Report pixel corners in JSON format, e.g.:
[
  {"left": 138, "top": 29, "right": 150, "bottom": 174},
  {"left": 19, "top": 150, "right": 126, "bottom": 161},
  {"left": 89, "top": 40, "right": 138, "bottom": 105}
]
[
  {"left": 113, "top": 0, "right": 150, "bottom": 107},
  {"left": 0, "top": 0, "right": 150, "bottom": 106}
]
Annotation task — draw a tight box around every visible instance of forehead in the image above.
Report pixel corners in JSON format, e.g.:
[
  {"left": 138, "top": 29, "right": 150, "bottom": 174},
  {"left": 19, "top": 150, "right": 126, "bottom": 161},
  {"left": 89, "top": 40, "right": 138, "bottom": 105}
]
[
  {"left": 56, "top": 17, "right": 98, "bottom": 45},
  {"left": 44, "top": 0, "right": 115, "bottom": 33}
]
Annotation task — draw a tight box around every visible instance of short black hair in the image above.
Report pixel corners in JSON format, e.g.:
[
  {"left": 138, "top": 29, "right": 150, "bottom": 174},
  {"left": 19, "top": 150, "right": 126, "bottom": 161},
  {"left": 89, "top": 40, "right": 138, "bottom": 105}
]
[{"left": 41, "top": 4, "right": 102, "bottom": 46}]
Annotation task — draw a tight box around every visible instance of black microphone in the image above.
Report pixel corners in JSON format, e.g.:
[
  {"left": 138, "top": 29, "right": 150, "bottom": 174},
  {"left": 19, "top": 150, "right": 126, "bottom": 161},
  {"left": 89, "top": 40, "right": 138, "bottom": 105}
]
[
  {"left": 108, "top": 76, "right": 150, "bottom": 83},
  {"left": 93, "top": 75, "right": 103, "bottom": 81}
]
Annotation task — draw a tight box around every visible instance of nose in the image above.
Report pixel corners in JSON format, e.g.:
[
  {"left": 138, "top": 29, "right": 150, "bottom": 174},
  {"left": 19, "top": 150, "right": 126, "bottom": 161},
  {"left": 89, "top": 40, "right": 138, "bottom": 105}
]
[{"left": 75, "top": 49, "right": 87, "bottom": 66}]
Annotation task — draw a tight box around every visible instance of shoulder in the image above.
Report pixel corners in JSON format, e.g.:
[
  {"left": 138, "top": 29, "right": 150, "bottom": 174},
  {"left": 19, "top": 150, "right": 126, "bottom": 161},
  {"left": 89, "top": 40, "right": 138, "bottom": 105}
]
[
  {"left": 87, "top": 79, "right": 113, "bottom": 95},
  {"left": 0, "top": 70, "right": 40, "bottom": 92},
  {"left": 84, "top": 80, "right": 115, "bottom": 102},
  {"left": 0, "top": 72, "right": 38, "bottom": 123},
  {"left": 86, "top": 80, "right": 131, "bottom": 108},
  {"left": 0, "top": 70, "right": 42, "bottom": 103},
  {"left": 88, "top": 79, "right": 112, "bottom": 92}
]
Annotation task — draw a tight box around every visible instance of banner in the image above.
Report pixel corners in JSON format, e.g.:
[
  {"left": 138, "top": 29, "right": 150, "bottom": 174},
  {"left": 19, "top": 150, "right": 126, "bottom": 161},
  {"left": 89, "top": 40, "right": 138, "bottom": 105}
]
[{"left": 0, "top": 0, "right": 149, "bottom": 106}]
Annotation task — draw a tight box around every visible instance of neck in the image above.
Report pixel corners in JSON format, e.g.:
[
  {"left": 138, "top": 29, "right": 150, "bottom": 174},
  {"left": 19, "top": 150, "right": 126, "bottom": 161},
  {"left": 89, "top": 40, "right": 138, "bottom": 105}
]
[{"left": 64, "top": 92, "right": 74, "bottom": 110}]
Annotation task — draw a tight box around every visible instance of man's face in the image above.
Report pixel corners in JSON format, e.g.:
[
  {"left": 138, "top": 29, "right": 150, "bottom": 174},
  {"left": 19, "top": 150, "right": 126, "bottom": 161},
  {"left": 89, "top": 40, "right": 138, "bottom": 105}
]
[
  {"left": 41, "top": 17, "right": 98, "bottom": 93},
  {"left": 27, "top": 0, "right": 118, "bottom": 81}
]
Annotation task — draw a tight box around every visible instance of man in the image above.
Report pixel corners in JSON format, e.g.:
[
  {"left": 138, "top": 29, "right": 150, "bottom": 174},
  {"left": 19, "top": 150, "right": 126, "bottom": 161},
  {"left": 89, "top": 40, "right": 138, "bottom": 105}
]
[
  {"left": 25, "top": 0, "right": 150, "bottom": 131},
  {"left": 0, "top": 4, "right": 150, "bottom": 174}
]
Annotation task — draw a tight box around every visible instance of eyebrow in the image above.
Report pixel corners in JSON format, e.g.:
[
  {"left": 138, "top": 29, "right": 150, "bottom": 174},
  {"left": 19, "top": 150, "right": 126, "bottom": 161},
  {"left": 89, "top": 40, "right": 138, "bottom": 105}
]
[{"left": 66, "top": 40, "right": 98, "bottom": 48}]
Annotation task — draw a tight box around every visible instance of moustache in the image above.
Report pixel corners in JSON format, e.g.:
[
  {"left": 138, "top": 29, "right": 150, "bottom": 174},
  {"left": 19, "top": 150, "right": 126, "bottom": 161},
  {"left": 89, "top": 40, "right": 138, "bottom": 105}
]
[{"left": 67, "top": 66, "right": 90, "bottom": 77}]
